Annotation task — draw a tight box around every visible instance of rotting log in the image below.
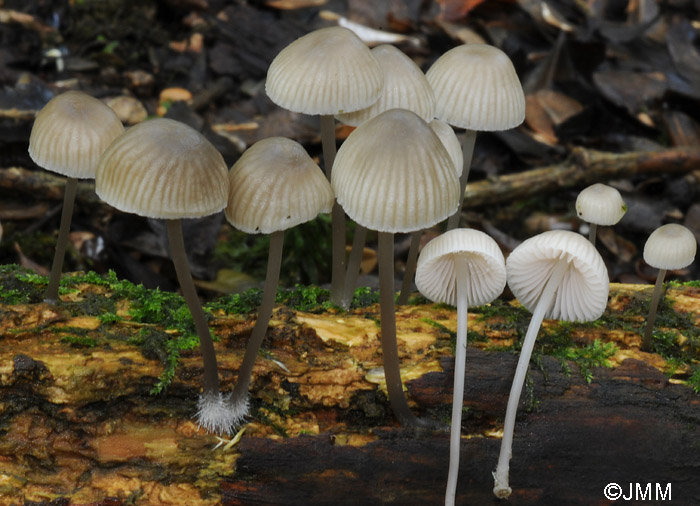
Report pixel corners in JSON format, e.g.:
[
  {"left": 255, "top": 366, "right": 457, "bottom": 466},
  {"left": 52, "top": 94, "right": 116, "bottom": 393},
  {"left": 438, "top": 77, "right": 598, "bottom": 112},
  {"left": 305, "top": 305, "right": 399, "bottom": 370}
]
[
  {"left": 3, "top": 146, "right": 700, "bottom": 210},
  {"left": 0, "top": 273, "right": 699, "bottom": 505}
]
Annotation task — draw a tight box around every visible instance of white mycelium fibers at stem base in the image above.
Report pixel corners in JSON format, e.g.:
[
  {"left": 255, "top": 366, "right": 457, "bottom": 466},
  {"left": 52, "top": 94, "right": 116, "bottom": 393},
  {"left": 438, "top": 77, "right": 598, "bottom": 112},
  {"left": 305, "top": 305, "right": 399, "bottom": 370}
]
[{"left": 196, "top": 391, "right": 249, "bottom": 435}]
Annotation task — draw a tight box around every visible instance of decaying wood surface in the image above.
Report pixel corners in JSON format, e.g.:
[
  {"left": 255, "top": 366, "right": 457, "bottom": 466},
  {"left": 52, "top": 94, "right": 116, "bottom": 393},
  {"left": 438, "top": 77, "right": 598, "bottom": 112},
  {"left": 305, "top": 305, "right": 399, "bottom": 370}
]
[
  {"left": 3, "top": 146, "right": 700, "bottom": 211},
  {"left": 0, "top": 277, "right": 699, "bottom": 505}
]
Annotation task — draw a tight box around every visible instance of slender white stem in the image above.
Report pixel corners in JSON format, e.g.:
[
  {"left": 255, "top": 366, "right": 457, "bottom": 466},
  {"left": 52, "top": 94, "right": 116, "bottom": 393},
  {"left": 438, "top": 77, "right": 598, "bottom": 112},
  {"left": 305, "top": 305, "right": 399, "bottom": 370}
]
[
  {"left": 445, "top": 255, "right": 469, "bottom": 506},
  {"left": 493, "top": 259, "right": 570, "bottom": 498}
]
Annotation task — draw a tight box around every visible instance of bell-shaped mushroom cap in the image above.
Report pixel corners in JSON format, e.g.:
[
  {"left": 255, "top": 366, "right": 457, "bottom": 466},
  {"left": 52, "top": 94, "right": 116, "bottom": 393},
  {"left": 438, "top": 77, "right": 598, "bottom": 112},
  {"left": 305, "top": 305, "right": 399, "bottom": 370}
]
[
  {"left": 336, "top": 44, "right": 435, "bottom": 126},
  {"left": 426, "top": 44, "right": 525, "bottom": 131},
  {"left": 576, "top": 183, "right": 627, "bottom": 226},
  {"left": 506, "top": 230, "right": 609, "bottom": 322},
  {"left": 95, "top": 118, "right": 228, "bottom": 219},
  {"left": 266, "top": 26, "right": 383, "bottom": 116},
  {"left": 29, "top": 90, "right": 125, "bottom": 179},
  {"left": 643, "top": 223, "right": 697, "bottom": 270},
  {"left": 331, "top": 108, "right": 460, "bottom": 233},
  {"left": 225, "top": 137, "right": 334, "bottom": 234},
  {"left": 416, "top": 228, "right": 506, "bottom": 307},
  {"left": 429, "top": 119, "right": 463, "bottom": 176}
]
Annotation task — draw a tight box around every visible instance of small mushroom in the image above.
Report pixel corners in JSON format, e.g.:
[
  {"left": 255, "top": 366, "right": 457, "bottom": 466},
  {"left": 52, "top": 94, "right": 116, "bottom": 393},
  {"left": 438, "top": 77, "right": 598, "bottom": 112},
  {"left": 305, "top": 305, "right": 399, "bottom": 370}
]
[
  {"left": 224, "top": 137, "right": 334, "bottom": 423},
  {"left": 28, "top": 90, "right": 124, "bottom": 301},
  {"left": 426, "top": 44, "right": 525, "bottom": 230},
  {"left": 641, "top": 223, "right": 696, "bottom": 351},
  {"left": 266, "top": 26, "right": 383, "bottom": 305},
  {"left": 415, "top": 229, "right": 506, "bottom": 506},
  {"left": 95, "top": 118, "right": 231, "bottom": 434},
  {"left": 332, "top": 108, "right": 460, "bottom": 427},
  {"left": 575, "top": 183, "right": 627, "bottom": 245},
  {"left": 493, "top": 230, "right": 609, "bottom": 498}
]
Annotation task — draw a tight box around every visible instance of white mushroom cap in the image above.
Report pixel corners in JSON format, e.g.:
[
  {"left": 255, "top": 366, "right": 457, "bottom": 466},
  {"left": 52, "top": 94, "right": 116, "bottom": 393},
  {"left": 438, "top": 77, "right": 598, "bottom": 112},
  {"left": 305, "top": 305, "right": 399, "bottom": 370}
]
[
  {"left": 429, "top": 119, "right": 463, "bottom": 176},
  {"left": 265, "top": 26, "right": 383, "bottom": 115},
  {"left": 331, "top": 108, "right": 460, "bottom": 233},
  {"left": 336, "top": 44, "right": 435, "bottom": 126},
  {"left": 643, "top": 224, "right": 697, "bottom": 270},
  {"left": 225, "top": 137, "right": 334, "bottom": 234},
  {"left": 575, "top": 183, "right": 627, "bottom": 226},
  {"left": 426, "top": 44, "right": 525, "bottom": 131},
  {"left": 416, "top": 228, "right": 506, "bottom": 307},
  {"left": 95, "top": 118, "right": 228, "bottom": 219},
  {"left": 506, "top": 230, "right": 609, "bottom": 322},
  {"left": 29, "top": 90, "right": 124, "bottom": 179}
]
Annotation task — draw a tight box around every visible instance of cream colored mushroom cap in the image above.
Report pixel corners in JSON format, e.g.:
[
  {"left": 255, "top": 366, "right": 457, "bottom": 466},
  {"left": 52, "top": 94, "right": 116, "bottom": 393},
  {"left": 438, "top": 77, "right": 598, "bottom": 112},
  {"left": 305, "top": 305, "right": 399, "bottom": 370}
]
[
  {"left": 225, "top": 137, "right": 333, "bottom": 234},
  {"left": 429, "top": 119, "right": 463, "bottom": 176},
  {"left": 426, "top": 44, "right": 525, "bottom": 131},
  {"left": 416, "top": 228, "right": 506, "bottom": 307},
  {"left": 95, "top": 118, "right": 228, "bottom": 219},
  {"left": 576, "top": 183, "right": 627, "bottom": 226},
  {"left": 506, "top": 230, "right": 609, "bottom": 322},
  {"left": 29, "top": 90, "right": 124, "bottom": 179},
  {"left": 336, "top": 44, "right": 435, "bottom": 126},
  {"left": 266, "top": 26, "right": 383, "bottom": 115},
  {"left": 643, "top": 224, "right": 697, "bottom": 270},
  {"left": 331, "top": 108, "right": 460, "bottom": 233}
]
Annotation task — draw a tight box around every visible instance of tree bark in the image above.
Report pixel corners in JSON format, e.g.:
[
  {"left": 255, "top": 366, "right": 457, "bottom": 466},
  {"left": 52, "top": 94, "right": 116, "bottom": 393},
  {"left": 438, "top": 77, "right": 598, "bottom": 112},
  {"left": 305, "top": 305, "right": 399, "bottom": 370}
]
[{"left": 0, "top": 274, "right": 698, "bottom": 505}]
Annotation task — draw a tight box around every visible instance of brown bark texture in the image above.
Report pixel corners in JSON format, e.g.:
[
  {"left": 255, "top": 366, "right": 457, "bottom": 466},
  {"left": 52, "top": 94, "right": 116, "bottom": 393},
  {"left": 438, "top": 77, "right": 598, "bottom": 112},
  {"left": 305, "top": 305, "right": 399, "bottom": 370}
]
[{"left": 0, "top": 274, "right": 699, "bottom": 506}]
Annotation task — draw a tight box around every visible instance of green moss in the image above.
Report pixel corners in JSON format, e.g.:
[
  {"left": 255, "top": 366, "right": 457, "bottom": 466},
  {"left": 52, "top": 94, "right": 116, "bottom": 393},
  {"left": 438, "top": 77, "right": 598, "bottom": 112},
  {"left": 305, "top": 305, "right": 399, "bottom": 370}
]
[
  {"left": 60, "top": 335, "right": 98, "bottom": 348},
  {"left": 555, "top": 339, "right": 618, "bottom": 383}
]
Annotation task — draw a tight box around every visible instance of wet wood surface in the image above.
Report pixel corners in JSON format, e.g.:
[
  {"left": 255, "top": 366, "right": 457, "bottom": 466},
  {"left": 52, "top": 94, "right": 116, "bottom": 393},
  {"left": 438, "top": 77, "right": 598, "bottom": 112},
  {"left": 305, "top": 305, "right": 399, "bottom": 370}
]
[{"left": 0, "top": 277, "right": 699, "bottom": 505}]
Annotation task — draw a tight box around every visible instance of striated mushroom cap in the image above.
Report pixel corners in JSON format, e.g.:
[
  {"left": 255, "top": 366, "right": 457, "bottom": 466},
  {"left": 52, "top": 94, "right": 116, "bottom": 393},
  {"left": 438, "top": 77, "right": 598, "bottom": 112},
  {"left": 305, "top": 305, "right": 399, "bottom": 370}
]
[
  {"left": 266, "top": 26, "right": 383, "bottom": 115},
  {"left": 331, "top": 108, "right": 460, "bottom": 233},
  {"left": 95, "top": 118, "right": 229, "bottom": 219},
  {"left": 225, "top": 137, "right": 334, "bottom": 234},
  {"left": 426, "top": 44, "right": 525, "bottom": 131},
  {"left": 576, "top": 183, "right": 627, "bottom": 226},
  {"left": 416, "top": 228, "right": 506, "bottom": 307},
  {"left": 506, "top": 230, "right": 609, "bottom": 322},
  {"left": 643, "top": 223, "right": 697, "bottom": 270},
  {"left": 29, "top": 90, "right": 125, "bottom": 179},
  {"left": 429, "top": 119, "right": 463, "bottom": 176},
  {"left": 336, "top": 44, "right": 435, "bottom": 126}
]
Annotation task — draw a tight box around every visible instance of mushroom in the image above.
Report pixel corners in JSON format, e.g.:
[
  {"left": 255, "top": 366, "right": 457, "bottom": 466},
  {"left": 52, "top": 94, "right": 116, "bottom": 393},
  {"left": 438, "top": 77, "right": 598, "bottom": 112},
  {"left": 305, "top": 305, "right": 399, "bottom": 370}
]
[
  {"left": 493, "top": 230, "right": 609, "bottom": 498},
  {"left": 426, "top": 44, "right": 525, "bottom": 230},
  {"left": 224, "top": 137, "right": 334, "bottom": 423},
  {"left": 336, "top": 43, "right": 436, "bottom": 309},
  {"left": 641, "top": 223, "right": 697, "bottom": 351},
  {"left": 28, "top": 90, "right": 124, "bottom": 301},
  {"left": 266, "top": 26, "right": 383, "bottom": 305},
  {"left": 332, "top": 108, "right": 460, "bottom": 427},
  {"left": 415, "top": 229, "right": 506, "bottom": 506},
  {"left": 94, "top": 118, "right": 232, "bottom": 434},
  {"left": 575, "top": 183, "right": 627, "bottom": 245}
]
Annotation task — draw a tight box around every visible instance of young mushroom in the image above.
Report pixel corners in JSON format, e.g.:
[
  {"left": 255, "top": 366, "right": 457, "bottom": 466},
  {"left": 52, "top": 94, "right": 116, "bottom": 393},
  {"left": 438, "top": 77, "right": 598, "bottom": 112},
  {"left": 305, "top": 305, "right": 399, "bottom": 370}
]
[
  {"left": 332, "top": 108, "right": 460, "bottom": 427},
  {"left": 415, "top": 229, "right": 506, "bottom": 506},
  {"left": 426, "top": 44, "right": 525, "bottom": 230},
  {"left": 575, "top": 183, "right": 627, "bottom": 245},
  {"left": 94, "top": 118, "right": 232, "bottom": 434},
  {"left": 28, "top": 90, "right": 124, "bottom": 301},
  {"left": 493, "top": 230, "right": 609, "bottom": 498},
  {"left": 266, "top": 26, "right": 383, "bottom": 305},
  {"left": 641, "top": 223, "right": 696, "bottom": 351},
  {"left": 224, "top": 136, "right": 334, "bottom": 423}
]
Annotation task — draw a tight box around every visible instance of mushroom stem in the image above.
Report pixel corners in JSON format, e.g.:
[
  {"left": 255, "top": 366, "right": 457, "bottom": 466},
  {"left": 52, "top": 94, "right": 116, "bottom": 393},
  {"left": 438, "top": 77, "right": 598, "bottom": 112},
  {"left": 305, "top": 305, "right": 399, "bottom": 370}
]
[
  {"left": 230, "top": 230, "right": 285, "bottom": 404},
  {"left": 588, "top": 223, "right": 598, "bottom": 245},
  {"left": 378, "top": 232, "right": 429, "bottom": 428},
  {"left": 446, "top": 129, "right": 477, "bottom": 231},
  {"left": 493, "top": 258, "right": 569, "bottom": 499},
  {"left": 397, "top": 230, "right": 422, "bottom": 305},
  {"left": 642, "top": 268, "right": 666, "bottom": 352},
  {"left": 321, "top": 114, "right": 347, "bottom": 306},
  {"left": 167, "top": 219, "right": 220, "bottom": 396},
  {"left": 341, "top": 224, "right": 368, "bottom": 309},
  {"left": 445, "top": 255, "right": 470, "bottom": 506},
  {"left": 44, "top": 176, "right": 78, "bottom": 302}
]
